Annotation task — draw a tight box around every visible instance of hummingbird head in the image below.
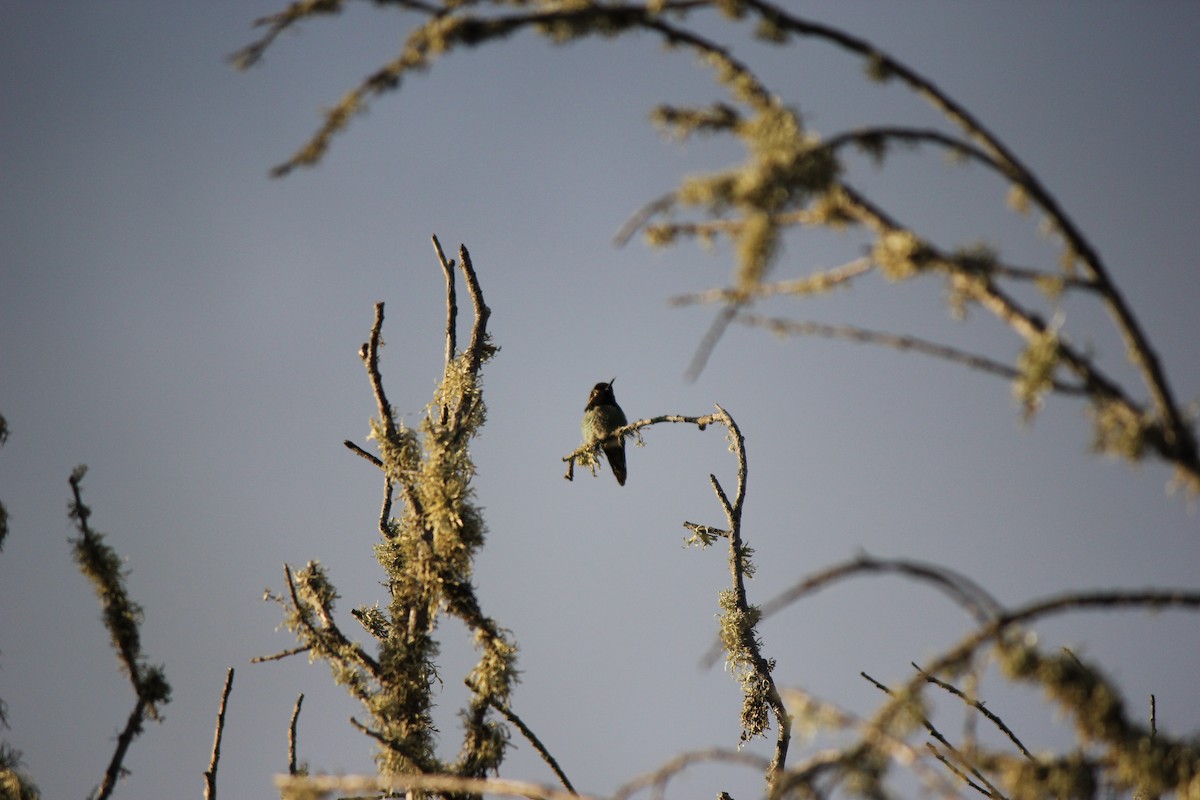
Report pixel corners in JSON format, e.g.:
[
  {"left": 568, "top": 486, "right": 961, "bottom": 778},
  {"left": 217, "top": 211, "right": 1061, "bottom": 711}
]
[{"left": 586, "top": 379, "right": 618, "bottom": 410}]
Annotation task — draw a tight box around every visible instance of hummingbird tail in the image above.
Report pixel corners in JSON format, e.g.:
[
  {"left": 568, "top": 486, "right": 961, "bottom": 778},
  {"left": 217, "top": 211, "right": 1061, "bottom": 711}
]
[{"left": 605, "top": 443, "right": 627, "bottom": 486}]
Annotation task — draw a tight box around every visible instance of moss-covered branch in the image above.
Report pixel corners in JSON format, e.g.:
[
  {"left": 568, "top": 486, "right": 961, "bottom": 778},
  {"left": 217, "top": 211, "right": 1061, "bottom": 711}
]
[{"left": 67, "top": 467, "right": 172, "bottom": 800}]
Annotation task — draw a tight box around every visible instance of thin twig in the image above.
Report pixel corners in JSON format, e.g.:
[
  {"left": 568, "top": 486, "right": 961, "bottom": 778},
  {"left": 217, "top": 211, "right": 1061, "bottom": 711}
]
[
  {"left": 283, "top": 564, "right": 384, "bottom": 681},
  {"left": 774, "top": 686, "right": 976, "bottom": 800},
  {"left": 342, "top": 440, "right": 396, "bottom": 539},
  {"left": 363, "top": 302, "right": 397, "bottom": 442},
  {"left": 866, "top": 587, "right": 1200, "bottom": 751},
  {"left": 925, "top": 742, "right": 996, "bottom": 798},
  {"left": 343, "top": 439, "right": 384, "bottom": 469},
  {"left": 434, "top": 233, "right": 457, "bottom": 369},
  {"left": 685, "top": 303, "right": 738, "bottom": 381},
  {"left": 434, "top": 233, "right": 458, "bottom": 429},
  {"left": 250, "top": 645, "right": 311, "bottom": 664},
  {"left": 913, "top": 663, "right": 1033, "bottom": 760},
  {"left": 351, "top": 312, "right": 405, "bottom": 537},
  {"left": 458, "top": 243, "right": 491, "bottom": 377},
  {"left": 289, "top": 693, "right": 305, "bottom": 776},
  {"left": 348, "top": 716, "right": 431, "bottom": 767},
  {"left": 204, "top": 667, "right": 236, "bottom": 800},
  {"left": 861, "top": 671, "right": 1002, "bottom": 798},
  {"left": 96, "top": 697, "right": 149, "bottom": 800},
  {"left": 481, "top": 693, "right": 576, "bottom": 794}
]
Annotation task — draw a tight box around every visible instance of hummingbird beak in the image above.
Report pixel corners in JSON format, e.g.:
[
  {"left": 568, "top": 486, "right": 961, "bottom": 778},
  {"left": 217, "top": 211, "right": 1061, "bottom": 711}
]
[{"left": 609, "top": 376, "right": 617, "bottom": 387}]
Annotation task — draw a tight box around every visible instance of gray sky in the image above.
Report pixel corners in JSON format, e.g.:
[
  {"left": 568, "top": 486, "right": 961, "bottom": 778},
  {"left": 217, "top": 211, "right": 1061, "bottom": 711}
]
[{"left": 2, "top": 2, "right": 1198, "bottom": 798}]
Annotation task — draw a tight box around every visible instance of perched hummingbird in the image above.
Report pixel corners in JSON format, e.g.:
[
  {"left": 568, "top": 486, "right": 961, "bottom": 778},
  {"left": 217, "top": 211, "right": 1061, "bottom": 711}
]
[{"left": 582, "top": 378, "right": 628, "bottom": 486}]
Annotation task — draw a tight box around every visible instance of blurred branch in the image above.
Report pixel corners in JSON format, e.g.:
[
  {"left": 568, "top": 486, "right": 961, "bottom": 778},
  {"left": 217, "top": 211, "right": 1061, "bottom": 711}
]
[
  {"left": 237, "top": 0, "right": 1200, "bottom": 490},
  {"left": 611, "top": 749, "right": 771, "bottom": 800},
  {"left": 735, "top": 313, "right": 1089, "bottom": 396},
  {"left": 861, "top": 671, "right": 1003, "bottom": 798},
  {"left": 670, "top": 259, "right": 873, "bottom": 305},
  {"left": 710, "top": 553, "right": 1004, "bottom": 670},
  {"left": 277, "top": 771, "right": 585, "bottom": 800},
  {"left": 913, "top": 663, "right": 1033, "bottom": 760}
]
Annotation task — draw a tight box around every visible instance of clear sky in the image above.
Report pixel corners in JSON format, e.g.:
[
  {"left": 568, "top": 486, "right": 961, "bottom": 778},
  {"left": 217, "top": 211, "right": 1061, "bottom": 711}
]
[{"left": 1, "top": 2, "right": 1198, "bottom": 798}]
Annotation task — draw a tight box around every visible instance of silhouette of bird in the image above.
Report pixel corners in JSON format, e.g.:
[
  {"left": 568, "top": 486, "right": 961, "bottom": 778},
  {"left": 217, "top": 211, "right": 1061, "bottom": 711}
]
[{"left": 581, "top": 379, "right": 628, "bottom": 486}]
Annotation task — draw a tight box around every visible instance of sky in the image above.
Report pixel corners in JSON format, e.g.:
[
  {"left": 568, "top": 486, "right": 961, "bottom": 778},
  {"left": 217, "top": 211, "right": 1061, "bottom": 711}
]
[{"left": 1, "top": 2, "right": 1199, "bottom": 798}]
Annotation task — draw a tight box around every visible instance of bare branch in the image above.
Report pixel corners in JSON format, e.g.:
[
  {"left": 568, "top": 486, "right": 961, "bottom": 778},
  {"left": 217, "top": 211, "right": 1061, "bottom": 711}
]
[
  {"left": 913, "top": 663, "right": 1033, "bottom": 760},
  {"left": 757, "top": 553, "right": 1003, "bottom": 628},
  {"left": 434, "top": 233, "right": 458, "bottom": 373},
  {"left": 481, "top": 692, "right": 576, "bottom": 794},
  {"left": 458, "top": 242, "right": 491, "bottom": 377},
  {"left": 204, "top": 667, "right": 236, "bottom": 800},
  {"left": 861, "top": 671, "right": 1002, "bottom": 798},
  {"left": 250, "top": 645, "right": 311, "bottom": 664},
  {"left": 924, "top": 741, "right": 997, "bottom": 798},
  {"left": 288, "top": 693, "right": 305, "bottom": 776},
  {"left": 343, "top": 439, "right": 384, "bottom": 469}
]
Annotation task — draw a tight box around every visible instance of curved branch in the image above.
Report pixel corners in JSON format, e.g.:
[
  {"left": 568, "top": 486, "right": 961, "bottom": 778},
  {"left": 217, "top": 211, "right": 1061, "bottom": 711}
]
[
  {"left": 701, "top": 553, "right": 1004, "bottom": 669},
  {"left": 733, "top": 313, "right": 1089, "bottom": 397},
  {"left": 867, "top": 587, "right": 1200, "bottom": 747},
  {"left": 759, "top": 554, "right": 1005, "bottom": 626},
  {"left": 746, "top": 0, "right": 1196, "bottom": 471},
  {"left": 611, "top": 748, "right": 771, "bottom": 800}
]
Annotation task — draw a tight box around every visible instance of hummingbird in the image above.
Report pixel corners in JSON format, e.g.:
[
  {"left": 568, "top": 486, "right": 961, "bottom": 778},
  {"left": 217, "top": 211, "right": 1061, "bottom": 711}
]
[{"left": 582, "top": 378, "right": 628, "bottom": 486}]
